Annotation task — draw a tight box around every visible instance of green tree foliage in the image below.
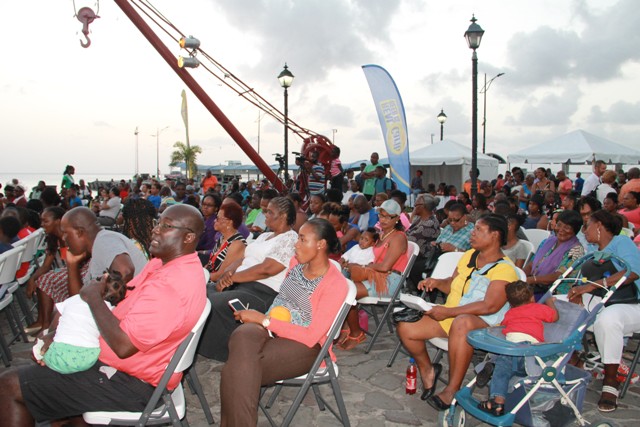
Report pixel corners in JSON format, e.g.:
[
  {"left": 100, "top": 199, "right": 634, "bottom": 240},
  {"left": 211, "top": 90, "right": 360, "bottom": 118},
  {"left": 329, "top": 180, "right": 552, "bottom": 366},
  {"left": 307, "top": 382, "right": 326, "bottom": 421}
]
[{"left": 169, "top": 141, "right": 202, "bottom": 179}]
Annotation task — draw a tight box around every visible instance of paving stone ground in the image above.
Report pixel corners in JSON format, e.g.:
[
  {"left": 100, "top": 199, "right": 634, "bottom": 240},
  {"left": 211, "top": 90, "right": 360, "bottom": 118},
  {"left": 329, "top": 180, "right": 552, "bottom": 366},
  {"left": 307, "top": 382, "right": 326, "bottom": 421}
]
[{"left": 2, "top": 312, "right": 639, "bottom": 426}]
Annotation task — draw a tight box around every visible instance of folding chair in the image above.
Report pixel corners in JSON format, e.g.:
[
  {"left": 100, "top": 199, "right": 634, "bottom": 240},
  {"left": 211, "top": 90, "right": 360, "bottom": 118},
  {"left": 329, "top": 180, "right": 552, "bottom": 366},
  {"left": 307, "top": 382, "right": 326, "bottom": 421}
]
[
  {"left": 522, "top": 228, "right": 550, "bottom": 252},
  {"left": 0, "top": 246, "right": 30, "bottom": 344},
  {"left": 387, "top": 251, "right": 464, "bottom": 367},
  {"left": 358, "top": 241, "right": 419, "bottom": 354},
  {"left": 260, "top": 279, "right": 357, "bottom": 427},
  {"left": 520, "top": 239, "right": 536, "bottom": 268},
  {"left": 9, "top": 228, "right": 45, "bottom": 325},
  {"left": 83, "top": 299, "right": 214, "bottom": 426}
]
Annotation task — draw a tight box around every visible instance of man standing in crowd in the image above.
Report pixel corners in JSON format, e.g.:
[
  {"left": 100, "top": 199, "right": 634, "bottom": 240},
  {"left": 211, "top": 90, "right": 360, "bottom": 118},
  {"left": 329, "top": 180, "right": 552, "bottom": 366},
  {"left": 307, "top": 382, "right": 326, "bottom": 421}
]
[
  {"left": 620, "top": 167, "right": 640, "bottom": 200},
  {"left": 361, "top": 152, "right": 380, "bottom": 201},
  {"left": 581, "top": 160, "right": 607, "bottom": 196},
  {"left": 201, "top": 169, "right": 218, "bottom": 194}
]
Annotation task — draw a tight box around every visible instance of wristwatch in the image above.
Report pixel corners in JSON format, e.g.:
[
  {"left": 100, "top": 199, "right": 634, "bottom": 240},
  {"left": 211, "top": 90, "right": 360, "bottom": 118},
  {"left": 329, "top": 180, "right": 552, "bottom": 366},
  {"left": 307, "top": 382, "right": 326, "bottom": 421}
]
[{"left": 262, "top": 315, "right": 271, "bottom": 329}]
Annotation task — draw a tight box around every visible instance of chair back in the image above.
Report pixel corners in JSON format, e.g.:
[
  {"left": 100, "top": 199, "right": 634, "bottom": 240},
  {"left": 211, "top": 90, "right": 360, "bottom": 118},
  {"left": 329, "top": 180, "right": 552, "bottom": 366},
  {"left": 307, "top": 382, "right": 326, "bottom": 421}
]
[
  {"left": 328, "top": 279, "right": 357, "bottom": 340},
  {"left": 520, "top": 240, "right": 536, "bottom": 266},
  {"left": 514, "top": 266, "right": 527, "bottom": 281},
  {"left": 14, "top": 228, "right": 44, "bottom": 264},
  {"left": 522, "top": 229, "right": 550, "bottom": 252},
  {"left": 0, "top": 246, "right": 26, "bottom": 285},
  {"left": 174, "top": 299, "right": 212, "bottom": 373},
  {"left": 431, "top": 252, "right": 464, "bottom": 279}
]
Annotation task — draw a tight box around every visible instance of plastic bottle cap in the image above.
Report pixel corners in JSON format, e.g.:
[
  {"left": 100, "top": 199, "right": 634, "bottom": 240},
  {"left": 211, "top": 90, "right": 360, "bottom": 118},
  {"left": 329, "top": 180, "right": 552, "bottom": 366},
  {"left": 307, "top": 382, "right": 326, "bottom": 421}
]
[{"left": 409, "top": 357, "right": 415, "bottom": 363}]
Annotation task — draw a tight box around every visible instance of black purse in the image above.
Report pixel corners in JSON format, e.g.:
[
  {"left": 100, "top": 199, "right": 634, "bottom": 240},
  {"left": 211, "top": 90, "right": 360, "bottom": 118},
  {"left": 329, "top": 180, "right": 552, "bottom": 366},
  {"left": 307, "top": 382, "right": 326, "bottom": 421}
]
[
  {"left": 392, "top": 307, "right": 423, "bottom": 324},
  {"left": 579, "top": 254, "right": 640, "bottom": 306}
]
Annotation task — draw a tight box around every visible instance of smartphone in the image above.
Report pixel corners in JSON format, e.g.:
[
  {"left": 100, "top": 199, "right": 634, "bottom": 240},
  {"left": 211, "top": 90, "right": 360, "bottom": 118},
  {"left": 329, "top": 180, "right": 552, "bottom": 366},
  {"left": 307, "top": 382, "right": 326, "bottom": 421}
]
[{"left": 228, "top": 298, "right": 247, "bottom": 312}]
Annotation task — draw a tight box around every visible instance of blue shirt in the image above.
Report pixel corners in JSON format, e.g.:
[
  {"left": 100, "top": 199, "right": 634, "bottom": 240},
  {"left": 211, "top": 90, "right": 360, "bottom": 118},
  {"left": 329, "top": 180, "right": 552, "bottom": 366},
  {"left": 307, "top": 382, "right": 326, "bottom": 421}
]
[
  {"left": 147, "top": 195, "right": 161, "bottom": 210},
  {"left": 588, "top": 235, "right": 640, "bottom": 291}
]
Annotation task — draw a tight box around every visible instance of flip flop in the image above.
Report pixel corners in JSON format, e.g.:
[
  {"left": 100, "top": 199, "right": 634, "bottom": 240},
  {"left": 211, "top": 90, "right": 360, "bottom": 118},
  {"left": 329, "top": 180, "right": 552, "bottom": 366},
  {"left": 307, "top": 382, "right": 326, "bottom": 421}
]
[
  {"left": 478, "top": 399, "right": 505, "bottom": 416},
  {"left": 338, "top": 332, "right": 366, "bottom": 350},
  {"left": 420, "top": 363, "right": 442, "bottom": 401}
]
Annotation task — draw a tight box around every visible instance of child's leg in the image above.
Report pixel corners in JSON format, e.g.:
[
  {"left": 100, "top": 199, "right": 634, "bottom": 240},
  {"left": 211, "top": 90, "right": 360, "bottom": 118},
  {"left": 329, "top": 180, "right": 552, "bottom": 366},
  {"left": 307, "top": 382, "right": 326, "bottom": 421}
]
[{"left": 488, "top": 354, "right": 513, "bottom": 403}]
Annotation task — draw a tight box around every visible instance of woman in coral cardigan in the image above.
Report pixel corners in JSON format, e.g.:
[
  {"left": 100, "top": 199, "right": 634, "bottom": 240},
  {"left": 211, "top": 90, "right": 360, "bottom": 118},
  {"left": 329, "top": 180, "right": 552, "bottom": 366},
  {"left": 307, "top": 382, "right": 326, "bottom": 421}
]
[{"left": 220, "top": 218, "right": 348, "bottom": 426}]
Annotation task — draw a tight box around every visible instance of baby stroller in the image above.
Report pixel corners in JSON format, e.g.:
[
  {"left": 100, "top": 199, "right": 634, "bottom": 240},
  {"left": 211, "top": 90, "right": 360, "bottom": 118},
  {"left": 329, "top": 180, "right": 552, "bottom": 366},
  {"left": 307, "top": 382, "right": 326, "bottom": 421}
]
[{"left": 441, "top": 252, "right": 632, "bottom": 427}]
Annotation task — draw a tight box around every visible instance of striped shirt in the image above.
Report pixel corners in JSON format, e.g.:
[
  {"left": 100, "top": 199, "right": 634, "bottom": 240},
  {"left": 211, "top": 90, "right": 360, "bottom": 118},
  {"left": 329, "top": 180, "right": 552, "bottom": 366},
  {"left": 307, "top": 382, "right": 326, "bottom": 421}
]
[{"left": 268, "top": 264, "right": 323, "bottom": 327}]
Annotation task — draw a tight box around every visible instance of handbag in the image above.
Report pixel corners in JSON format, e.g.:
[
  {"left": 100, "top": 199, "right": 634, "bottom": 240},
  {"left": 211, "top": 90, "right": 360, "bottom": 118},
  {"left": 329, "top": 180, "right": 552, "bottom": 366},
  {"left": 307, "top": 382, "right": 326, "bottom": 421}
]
[
  {"left": 578, "top": 254, "right": 640, "bottom": 306},
  {"left": 392, "top": 307, "right": 423, "bottom": 324}
]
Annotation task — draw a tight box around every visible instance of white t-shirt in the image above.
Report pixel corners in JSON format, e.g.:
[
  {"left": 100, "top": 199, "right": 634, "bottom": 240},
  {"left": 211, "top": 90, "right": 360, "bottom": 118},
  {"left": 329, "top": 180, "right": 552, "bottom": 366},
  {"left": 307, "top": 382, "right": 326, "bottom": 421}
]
[
  {"left": 237, "top": 230, "right": 298, "bottom": 292},
  {"left": 100, "top": 197, "right": 121, "bottom": 219},
  {"left": 53, "top": 295, "right": 113, "bottom": 348},
  {"left": 341, "top": 245, "right": 375, "bottom": 266},
  {"left": 581, "top": 173, "right": 601, "bottom": 197}
]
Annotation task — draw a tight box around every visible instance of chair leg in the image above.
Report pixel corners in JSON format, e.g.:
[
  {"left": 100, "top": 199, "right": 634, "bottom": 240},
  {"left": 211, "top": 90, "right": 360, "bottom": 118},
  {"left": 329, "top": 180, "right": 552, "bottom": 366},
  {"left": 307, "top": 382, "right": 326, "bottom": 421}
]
[
  {"left": 365, "top": 302, "right": 397, "bottom": 354},
  {"left": 14, "top": 288, "right": 35, "bottom": 326},
  {"left": 259, "top": 387, "right": 278, "bottom": 427},
  {"left": 311, "top": 384, "right": 326, "bottom": 411},
  {"left": 184, "top": 369, "right": 215, "bottom": 425},
  {"left": 329, "top": 375, "right": 350, "bottom": 427},
  {"left": 621, "top": 336, "right": 640, "bottom": 398},
  {"left": 0, "top": 326, "right": 12, "bottom": 366},
  {"left": 387, "top": 339, "right": 408, "bottom": 367},
  {"left": 266, "top": 384, "right": 283, "bottom": 409}
]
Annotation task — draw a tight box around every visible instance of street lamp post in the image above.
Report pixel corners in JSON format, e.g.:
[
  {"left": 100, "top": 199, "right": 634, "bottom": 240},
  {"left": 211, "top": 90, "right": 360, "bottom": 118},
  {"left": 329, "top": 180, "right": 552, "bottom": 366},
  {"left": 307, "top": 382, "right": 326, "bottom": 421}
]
[
  {"left": 151, "top": 126, "right": 169, "bottom": 178},
  {"left": 481, "top": 72, "right": 504, "bottom": 153},
  {"left": 465, "top": 14, "right": 484, "bottom": 197},
  {"left": 437, "top": 109, "right": 447, "bottom": 141},
  {"left": 277, "top": 63, "right": 294, "bottom": 181}
]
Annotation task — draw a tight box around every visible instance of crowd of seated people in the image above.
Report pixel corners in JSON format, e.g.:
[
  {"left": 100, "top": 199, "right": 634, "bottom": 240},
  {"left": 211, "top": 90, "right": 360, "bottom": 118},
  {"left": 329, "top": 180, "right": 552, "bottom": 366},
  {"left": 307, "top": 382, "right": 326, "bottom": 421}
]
[{"left": 2, "top": 157, "right": 640, "bottom": 424}]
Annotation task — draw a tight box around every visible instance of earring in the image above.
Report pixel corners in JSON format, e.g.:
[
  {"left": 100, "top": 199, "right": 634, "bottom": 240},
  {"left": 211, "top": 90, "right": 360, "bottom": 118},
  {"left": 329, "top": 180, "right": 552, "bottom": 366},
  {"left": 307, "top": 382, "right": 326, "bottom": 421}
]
[{"left": 597, "top": 227, "right": 601, "bottom": 241}]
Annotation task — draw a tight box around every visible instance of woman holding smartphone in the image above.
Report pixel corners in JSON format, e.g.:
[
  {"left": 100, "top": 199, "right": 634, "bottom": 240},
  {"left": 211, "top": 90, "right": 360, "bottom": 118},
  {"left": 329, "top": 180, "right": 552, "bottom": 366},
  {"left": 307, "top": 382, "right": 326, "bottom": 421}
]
[{"left": 219, "top": 219, "right": 348, "bottom": 426}]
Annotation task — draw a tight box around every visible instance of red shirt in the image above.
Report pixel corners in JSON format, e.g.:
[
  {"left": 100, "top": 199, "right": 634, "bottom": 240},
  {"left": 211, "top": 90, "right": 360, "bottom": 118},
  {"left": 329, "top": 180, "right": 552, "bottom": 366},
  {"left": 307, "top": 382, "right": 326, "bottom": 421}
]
[
  {"left": 99, "top": 253, "right": 206, "bottom": 389},
  {"left": 201, "top": 175, "right": 218, "bottom": 193},
  {"left": 501, "top": 303, "right": 556, "bottom": 343}
]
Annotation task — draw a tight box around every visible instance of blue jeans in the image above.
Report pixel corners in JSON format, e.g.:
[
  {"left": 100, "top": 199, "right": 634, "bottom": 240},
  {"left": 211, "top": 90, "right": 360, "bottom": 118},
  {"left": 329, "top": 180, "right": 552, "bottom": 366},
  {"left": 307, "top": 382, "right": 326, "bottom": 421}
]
[{"left": 489, "top": 354, "right": 527, "bottom": 400}]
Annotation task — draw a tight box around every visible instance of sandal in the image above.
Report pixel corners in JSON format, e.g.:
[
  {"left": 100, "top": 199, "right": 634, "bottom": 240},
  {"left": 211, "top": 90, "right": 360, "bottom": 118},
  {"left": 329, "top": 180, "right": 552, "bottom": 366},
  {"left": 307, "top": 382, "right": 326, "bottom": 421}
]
[
  {"left": 338, "top": 332, "right": 366, "bottom": 350},
  {"left": 597, "top": 385, "right": 618, "bottom": 413},
  {"left": 334, "top": 328, "right": 350, "bottom": 345},
  {"left": 477, "top": 399, "right": 505, "bottom": 416}
]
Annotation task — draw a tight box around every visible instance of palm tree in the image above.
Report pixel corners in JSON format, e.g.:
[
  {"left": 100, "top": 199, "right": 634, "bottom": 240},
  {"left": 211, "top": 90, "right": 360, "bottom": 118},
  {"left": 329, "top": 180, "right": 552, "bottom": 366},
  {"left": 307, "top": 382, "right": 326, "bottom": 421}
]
[{"left": 169, "top": 141, "right": 202, "bottom": 179}]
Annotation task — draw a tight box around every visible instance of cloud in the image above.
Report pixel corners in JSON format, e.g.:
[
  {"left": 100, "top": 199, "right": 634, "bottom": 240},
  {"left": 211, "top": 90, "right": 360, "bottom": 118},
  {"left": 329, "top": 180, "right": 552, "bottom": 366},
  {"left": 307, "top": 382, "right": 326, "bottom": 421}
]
[
  {"left": 506, "top": 84, "right": 582, "bottom": 126},
  {"left": 310, "top": 96, "right": 356, "bottom": 127},
  {"left": 501, "top": 0, "right": 640, "bottom": 87},
  {"left": 212, "top": 0, "right": 402, "bottom": 84},
  {"left": 94, "top": 121, "right": 114, "bottom": 128},
  {"left": 588, "top": 101, "right": 640, "bottom": 125}
]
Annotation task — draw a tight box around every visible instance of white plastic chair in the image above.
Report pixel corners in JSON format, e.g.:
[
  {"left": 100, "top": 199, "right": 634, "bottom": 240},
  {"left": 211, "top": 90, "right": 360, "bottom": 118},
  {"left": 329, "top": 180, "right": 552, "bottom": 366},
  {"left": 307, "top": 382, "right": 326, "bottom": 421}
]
[
  {"left": 358, "top": 242, "right": 420, "bottom": 354},
  {"left": 519, "top": 240, "right": 536, "bottom": 268},
  {"left": 387, "top": 251, "right": 463, "bottom": 367},
  {"left": 522, "top": 229, "right": 550, "bottom": 253},
  {"left": 0, "top": 246, "right": 29, "bottom": 344},
  {"left": 83, "top": 299, "right": 213, "bottom": 426},
  {"left": 260, "top": 279, "right": 357, "bottom": 427}
]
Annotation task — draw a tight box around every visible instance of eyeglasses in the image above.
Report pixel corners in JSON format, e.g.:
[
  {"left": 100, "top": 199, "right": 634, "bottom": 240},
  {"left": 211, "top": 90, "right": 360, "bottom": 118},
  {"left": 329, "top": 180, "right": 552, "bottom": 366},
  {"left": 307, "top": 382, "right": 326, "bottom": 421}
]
[
  {"left": 378, "top": 213, "right": 398, "bottom": 220},
  {"left": 153, "top": 221, "right": 195, "bottom": 234},
  {"left": 201, "top": 203, "right": 217, "bottom": 208}
]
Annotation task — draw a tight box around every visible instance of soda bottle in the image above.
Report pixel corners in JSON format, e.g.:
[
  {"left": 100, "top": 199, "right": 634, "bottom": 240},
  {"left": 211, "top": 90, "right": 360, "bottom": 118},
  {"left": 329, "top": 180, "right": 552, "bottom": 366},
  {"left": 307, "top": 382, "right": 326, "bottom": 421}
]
[{"left": 406, "top": 357, "right": 417, "bottom": 395}]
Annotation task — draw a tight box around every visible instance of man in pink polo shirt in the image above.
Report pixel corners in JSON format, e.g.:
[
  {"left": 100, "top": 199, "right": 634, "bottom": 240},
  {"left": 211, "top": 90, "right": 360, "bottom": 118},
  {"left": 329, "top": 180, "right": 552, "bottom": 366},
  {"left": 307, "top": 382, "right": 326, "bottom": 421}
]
[{"left": 0, "top": 204, "right": 206, "bottom": 426}]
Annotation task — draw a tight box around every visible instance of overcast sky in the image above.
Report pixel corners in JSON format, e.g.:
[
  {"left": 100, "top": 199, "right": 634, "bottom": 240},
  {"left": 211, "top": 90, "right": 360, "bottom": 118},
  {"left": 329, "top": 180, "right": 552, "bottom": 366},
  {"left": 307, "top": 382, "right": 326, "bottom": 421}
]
[{"left": 1, "top": 0, "right": 638, "bottom": 178}]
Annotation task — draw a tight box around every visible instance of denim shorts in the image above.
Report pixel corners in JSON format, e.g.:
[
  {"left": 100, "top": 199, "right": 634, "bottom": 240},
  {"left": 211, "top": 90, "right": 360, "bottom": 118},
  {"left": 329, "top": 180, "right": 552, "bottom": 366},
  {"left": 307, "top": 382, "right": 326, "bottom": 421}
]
[{"left": 363, "top": 271, "right": 402, "bottom": 298}]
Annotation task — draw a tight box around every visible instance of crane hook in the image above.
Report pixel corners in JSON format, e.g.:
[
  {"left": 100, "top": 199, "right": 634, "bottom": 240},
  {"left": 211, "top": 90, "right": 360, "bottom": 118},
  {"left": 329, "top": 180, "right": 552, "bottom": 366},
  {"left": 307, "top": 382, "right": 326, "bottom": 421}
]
[{"left": 76, "top": 7, "right": 99, "bottom": 48}]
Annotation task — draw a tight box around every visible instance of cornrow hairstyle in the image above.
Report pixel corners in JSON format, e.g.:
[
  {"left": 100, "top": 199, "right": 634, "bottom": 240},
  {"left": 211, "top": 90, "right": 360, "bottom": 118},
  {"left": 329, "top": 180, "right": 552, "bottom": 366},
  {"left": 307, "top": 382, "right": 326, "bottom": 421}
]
[
  {"left": 121, "top": 198, "right": 156, "bottom": 258},
  {"left": 270, "top": 196, "right": 297, "bottom": 226}
]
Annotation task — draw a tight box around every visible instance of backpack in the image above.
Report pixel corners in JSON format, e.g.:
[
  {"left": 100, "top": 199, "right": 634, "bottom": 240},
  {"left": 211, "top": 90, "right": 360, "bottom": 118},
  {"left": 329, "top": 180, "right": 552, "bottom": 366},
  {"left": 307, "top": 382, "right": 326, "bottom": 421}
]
[
  {"left": 588, "top": 183, "right": 600, "bottom": 199},
  {"left": 385, "top": 177, "right": 398, "bottom": 191}
]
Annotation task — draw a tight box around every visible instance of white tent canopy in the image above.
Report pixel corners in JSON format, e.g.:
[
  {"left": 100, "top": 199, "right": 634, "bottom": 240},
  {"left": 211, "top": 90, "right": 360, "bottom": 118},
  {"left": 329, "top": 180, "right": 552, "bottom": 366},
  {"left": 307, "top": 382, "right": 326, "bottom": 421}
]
[
  {"left": 508, "top": 129, "right": 640, "bottom": 165},
  {"left": 408, "top": 139, "right": 499, "bottom": 190}
]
